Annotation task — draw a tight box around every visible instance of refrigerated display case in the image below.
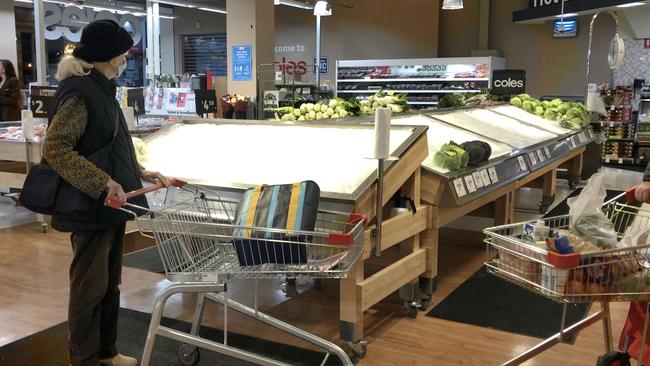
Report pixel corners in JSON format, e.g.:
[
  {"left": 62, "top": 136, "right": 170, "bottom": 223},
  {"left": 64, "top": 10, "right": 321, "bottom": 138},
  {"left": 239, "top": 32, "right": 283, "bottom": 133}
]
[{"left": 336, "top": 57, "right": 505, "bottom": 109}]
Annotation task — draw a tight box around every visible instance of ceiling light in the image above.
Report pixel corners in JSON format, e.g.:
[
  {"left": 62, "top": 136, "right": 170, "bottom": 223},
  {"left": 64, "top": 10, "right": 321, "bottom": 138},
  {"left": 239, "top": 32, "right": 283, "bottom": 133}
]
[
  {"left": 275, "top": 0, "right": 314, "bottom": 10},
  {"left": 555, "top": 13, "right": 579, "bottom": 18},
  {"left": 617, "top": 2, "right": 646, "bottom": 7},
  {"left": 155, "top": 0, "right": 196, "bottom": 8},
  {"left": 14, "top": 0, "right": 34, "bottom": 3},
  {"left": 198, "top": 7, "right": 226, "bottom": 14},
  {"left": 442, "top": 0, "right": 463, "bottom": 10}
]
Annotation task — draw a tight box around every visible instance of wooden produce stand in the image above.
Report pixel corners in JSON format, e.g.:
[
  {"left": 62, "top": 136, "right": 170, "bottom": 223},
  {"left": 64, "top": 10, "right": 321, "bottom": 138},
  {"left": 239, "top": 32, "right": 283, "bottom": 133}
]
[
  {"left": 138, "top": 119, "right": 431, "bottom": 356},
  {"left": 0, "top": 139, "right": 41, "bottom": 190}
]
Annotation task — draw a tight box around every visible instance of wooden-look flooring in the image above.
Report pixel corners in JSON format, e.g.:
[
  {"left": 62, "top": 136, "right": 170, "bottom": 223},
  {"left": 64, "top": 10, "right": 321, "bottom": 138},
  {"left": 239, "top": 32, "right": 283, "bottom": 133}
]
[{"left": 0, "top": 222, "right": 634, "bottom": 365}]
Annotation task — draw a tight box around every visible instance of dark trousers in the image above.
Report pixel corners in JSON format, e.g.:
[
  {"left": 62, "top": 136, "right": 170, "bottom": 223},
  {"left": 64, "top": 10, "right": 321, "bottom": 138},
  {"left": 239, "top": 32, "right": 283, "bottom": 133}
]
[{"left": 68, "top": 223, "right": 126, "bottom": 366}]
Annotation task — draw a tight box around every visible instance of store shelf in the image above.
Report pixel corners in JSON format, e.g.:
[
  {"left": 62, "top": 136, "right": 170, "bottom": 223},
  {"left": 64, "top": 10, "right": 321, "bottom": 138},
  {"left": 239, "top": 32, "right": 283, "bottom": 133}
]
[
  {"left": 407, "top": 101, "right": 438, "bottom": 105},
  {"left": 337, "top": 78, "right": 490, "bottom": 82},
  {"left": 605, "top": 137, "right": 635, "bottom": 142},
  {"left": 598, "top": 121, "right": 635, "bottom": 126},
  {"left": 337, "top": 89, "right": 481, "bottom": 94},
  {"left": 602, "top": 157, "right": 636, "bottom": 165}
]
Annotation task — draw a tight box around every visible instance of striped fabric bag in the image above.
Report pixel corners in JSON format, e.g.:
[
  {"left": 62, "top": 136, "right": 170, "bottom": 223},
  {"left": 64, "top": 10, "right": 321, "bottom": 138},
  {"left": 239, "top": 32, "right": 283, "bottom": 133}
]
[{"left": 232, "top": 181, "right": 320, "bottom": 266}]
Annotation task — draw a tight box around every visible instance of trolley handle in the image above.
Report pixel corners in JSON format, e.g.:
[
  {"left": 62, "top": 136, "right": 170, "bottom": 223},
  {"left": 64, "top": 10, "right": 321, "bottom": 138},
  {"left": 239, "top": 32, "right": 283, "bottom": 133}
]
[
  {"left": 106, "top": 178, "right": 187, "bottom": 209},
  {"left": 626, "top": 186, "right": 637, "bottom": 203}
]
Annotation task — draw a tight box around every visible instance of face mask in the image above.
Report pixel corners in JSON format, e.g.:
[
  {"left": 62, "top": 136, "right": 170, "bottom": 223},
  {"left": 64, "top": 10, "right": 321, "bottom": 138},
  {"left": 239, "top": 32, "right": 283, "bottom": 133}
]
[{"left": 117, "top": 61, "right": 127, "bottom": 77}]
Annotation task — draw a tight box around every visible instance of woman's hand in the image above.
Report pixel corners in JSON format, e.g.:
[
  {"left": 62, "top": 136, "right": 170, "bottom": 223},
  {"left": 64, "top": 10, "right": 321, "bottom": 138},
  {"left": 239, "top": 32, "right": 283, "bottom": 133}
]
[
  {"left": 635, "top": 182, "right": 650, "bottom": 203},
  {"left": 105, "top": 178, "right": 126, "bottom": 206},
  {"left": 141, "top": 170, "right": 171, "bottom": 187}
]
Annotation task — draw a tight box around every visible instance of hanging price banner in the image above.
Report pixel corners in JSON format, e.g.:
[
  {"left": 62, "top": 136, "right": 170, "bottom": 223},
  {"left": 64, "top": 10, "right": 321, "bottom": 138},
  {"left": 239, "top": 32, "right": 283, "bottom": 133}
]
[
  {"left": 30, "top": 85, "right": 57, "bottom": 119},
  {"left": 127, "top": 88, "right": 145, "bottom": 116},
  {"left": 194, "top": 89, "right": 218, "bottom": 114}
]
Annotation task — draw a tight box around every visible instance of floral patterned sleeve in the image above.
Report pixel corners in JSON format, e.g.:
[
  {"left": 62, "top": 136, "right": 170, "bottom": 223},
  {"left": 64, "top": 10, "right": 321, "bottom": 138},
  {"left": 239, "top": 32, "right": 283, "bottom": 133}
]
[{"left": 42, "top": 94, "right": 110, "bottom": 199}]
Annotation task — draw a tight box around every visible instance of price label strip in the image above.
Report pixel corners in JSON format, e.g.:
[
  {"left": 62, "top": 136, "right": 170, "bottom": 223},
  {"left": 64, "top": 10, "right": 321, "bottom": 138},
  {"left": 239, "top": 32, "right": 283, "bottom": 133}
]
[
  {"left": 464, "top": 175, "right": 477, "bottom": 194},
  {"left": 537, "top": 150, "right": 545, "bottom": 162},
  {"left": 578, "top": 133, "right": 587, "bottom": 144},
  {"left": 517, "top": 156, "right": 527, "bottom": 171},
  {"left": 480, "top": 169, "right": 491, "bottom": 187},
  {"left": 544, "top": 146, "right": 551, "bottom": 159},
  {"left": 529, "top": 152, "right": 538, "bottom": 166},
  {"left": 472, "top": 172, "right": 484, "bottom": 189},
  {"left": 488, "top": 167, "right": 499, "bottom": 183},
  {"left": 453, "top": 179, "right": 467, "bottom": 198}
]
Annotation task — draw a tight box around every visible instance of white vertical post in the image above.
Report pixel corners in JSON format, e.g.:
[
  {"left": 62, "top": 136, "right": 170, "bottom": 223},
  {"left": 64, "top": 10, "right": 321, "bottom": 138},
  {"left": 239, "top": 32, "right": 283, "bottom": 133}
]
[
  {"left": 33, "top": 0, "right": 47, "bottom": 85},
  {"left": 153, "top": 2, "right": 161, "bottom": 78},
  {"left": 315, "top": 15, "right": 321, "bottom": 97},
  {"left": 146, "top": 0, "right": 154, "bottom": 85}
]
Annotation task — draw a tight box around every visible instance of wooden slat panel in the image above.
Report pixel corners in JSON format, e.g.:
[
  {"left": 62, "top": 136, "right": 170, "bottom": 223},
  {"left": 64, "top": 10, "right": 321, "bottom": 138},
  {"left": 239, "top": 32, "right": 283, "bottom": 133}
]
[
  {"left": 358, "top": 249, "right": 426, "bottom": 311},
  {"left": 421, "top": 171, "right": 446, "bottom": 206},
  {"left": 361, "top": 206, "right": 428, "bottom": 260},
  {"left": 0, "top": 172, "right": 26, "bottom": 189},
  {"left": 437, "top": 183, "right": 515, "bottom": 228}
]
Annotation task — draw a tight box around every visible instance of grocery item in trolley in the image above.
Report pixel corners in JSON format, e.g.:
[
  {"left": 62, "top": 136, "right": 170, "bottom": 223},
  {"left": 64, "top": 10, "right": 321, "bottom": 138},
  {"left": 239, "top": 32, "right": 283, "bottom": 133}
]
[{"left": 232, "top": 180, "right": 320, "bottom": 266}]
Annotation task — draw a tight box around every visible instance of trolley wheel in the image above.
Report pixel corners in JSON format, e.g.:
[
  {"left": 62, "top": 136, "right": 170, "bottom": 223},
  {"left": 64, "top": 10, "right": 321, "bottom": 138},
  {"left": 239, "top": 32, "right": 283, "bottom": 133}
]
[
  {"left": 313, "top": 278, "right": 322, "bottom": 290},
  {"left": 177, "top": 344, "right": 200, "bottom": 366},
  {"left": 405, "top": 301, "right": 418, "bottom": 318},
  {"left": 40, "top": 223, "right": 48, "bottom": 233},
  {"left": 420, "top": 295, "right": 431, "bottom": 310}
]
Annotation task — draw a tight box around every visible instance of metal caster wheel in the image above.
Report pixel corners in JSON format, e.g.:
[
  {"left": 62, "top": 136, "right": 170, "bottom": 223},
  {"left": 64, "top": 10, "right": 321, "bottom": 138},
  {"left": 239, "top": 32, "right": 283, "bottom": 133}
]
[
  {"left": 348, "top": 339, "right": 367, "bottom": 358},
  {"left": 313, "top": 278, "right": 322, "bottom": 290},
  {"left": 177, "top": 344, "right": 200, "bottom": 366},
  {"left": 405, "top": 301, "right": 418, "bottom": 318},
  {"left": 420, "top": 295, "right": 431, "bottom": 310}
]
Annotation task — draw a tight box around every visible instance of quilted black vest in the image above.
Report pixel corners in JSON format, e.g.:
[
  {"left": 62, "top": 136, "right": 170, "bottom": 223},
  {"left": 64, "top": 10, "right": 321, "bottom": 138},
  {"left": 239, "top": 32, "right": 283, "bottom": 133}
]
[{"left": 48, "top": 69, "right": 147, "bottom": 232}]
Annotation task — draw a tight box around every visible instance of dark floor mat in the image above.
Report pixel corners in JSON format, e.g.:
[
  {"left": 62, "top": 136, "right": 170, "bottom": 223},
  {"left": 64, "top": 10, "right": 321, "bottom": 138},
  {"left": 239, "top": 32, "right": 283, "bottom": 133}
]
[
  {"left": 0, "top": 308, "right": 345, "bottom": 366},
  {"left": 123, "top": 246, "right": 164, "bottom": 273},
  {"left": 426, "top": 267, "right": 590, "bottom": 343}
]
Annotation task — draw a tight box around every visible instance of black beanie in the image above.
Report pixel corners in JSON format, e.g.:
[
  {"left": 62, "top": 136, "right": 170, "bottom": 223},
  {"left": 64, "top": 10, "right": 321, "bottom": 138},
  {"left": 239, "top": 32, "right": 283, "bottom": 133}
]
[{"left": 73, "top": 19, "right": 134, "bottom": 63}]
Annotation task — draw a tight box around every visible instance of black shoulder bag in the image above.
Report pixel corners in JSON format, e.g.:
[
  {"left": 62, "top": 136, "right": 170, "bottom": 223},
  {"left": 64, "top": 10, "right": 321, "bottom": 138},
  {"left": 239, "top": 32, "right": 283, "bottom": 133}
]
[{"left": 19, "top": 103, "right": 120, "bottom": 218}]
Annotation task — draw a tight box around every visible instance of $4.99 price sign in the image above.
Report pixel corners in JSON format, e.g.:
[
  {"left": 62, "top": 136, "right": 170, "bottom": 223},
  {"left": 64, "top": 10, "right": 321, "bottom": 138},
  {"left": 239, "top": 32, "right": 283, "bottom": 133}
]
[
  {"left": 30, "top": 86, "right": 57, "bottom": 118},
  {"left": 194, "top": 89, "right": 218, "bottom": 114}
]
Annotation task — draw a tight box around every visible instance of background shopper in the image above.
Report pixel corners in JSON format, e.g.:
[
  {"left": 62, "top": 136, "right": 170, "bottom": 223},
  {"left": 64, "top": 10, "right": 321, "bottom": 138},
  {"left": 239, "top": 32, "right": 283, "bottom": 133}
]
[
  {"left": 42, "top": 20, "right": 169, "bottom": 366},
  {"left": 0, "top": 60, "right": 22, "bottom": 121}
]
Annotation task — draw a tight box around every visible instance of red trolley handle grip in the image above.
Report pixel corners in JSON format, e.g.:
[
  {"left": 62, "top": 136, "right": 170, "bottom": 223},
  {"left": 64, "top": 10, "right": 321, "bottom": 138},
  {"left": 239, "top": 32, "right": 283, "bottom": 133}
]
[
  {"left": 626, "top": 186, "right": 637, "bottom": 203},
  {"left": 106, "top": 178, "right": 187, "bottom": 209}
]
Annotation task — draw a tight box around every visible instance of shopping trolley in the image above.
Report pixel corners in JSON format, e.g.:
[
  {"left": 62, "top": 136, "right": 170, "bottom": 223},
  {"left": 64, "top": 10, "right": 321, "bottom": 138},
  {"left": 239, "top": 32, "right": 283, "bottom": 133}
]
[
  {"left": 109, "top": 179, "right": 366, "bottom": 366},
  {"left": 483, "top": 188, "right": 650, "bottom": 366}
]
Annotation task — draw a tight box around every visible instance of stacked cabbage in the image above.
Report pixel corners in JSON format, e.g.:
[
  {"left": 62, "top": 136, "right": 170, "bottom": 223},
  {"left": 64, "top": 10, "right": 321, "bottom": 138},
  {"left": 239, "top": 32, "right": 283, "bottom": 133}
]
[
  {"left": 358, "top": 91, "right": 409, "bottom": 115},
  {"left": 509, "top": 94, "right": 590, "bottom": 130},
  {"left": 279, "top": 98, "right": 350, "bottom": 121}
]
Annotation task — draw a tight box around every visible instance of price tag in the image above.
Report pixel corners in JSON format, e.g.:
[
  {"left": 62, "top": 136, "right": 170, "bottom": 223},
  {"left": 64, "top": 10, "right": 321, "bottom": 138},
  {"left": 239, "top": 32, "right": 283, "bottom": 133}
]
[
  {"left": 29, "top": 85, "right": 57, "bottom": 119},
  {"left": 544, "top": 146, "right": 551, "bottom": 158},
  {"left": 610, "top": 122, "right": 615, "bottom": 127},
  {"left": 480, "top": 169, "right": 491, "bottom": 186},
  {"left": 537, "top": 150, "right": 545, "bottom": 162},
  {"left": 610, "top": 105, "right": 615, "bottom": 111},
  {"left": 529, "top": 152, "right": 538, "bottom": 165},
  {"left": 472, "top": 172, "right": 484, "bottom": 189},
  {"left": 517, "top": 156, "right": 527, "bottom": 171},
  {"left": 453, "top": 179, "right": 467, "bottom": 198},
  {"left": 488, "top": 167, "right": 499, "bottom": 183},
  {"left": 619, "top": 158, "right": 623, "bottom": 164},
  {"left": 464, "top": 175, "right": 477, "bottom": 193},
  {"left": 605, "top": 157, "right": 610, "bottom": 163},
  {"left": 127, "top": 88, "right": 145, "bottom": 116},
  {"left": 194, "top": 89, "right": 218, "bottom": 114},
  {"left": 578, "top": 133, "right": 587, "bottom": 144},
  {"left": 567, "top": 137, "right": 576, "bottom": 149}
]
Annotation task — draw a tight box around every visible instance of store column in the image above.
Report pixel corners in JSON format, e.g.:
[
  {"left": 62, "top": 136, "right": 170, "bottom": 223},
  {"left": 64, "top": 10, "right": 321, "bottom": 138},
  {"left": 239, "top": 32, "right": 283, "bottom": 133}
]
[
  {"left": 0, "top": 0, "right": 18, "bottom": 70},
  {"left": 226, "top": 0, "right": 275, "bottom": 98}
]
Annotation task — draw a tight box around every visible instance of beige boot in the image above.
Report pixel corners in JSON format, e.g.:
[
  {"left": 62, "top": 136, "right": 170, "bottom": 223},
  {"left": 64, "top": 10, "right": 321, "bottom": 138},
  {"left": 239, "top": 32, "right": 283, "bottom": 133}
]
[{"left": 98, "top": 353, "right": 139, "bottom": 366}]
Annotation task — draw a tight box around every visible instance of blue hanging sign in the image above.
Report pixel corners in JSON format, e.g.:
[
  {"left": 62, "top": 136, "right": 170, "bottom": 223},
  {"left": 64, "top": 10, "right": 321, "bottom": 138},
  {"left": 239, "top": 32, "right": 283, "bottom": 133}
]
[{"left": 232, "top": 45, "right": 253, "bottom": 81}]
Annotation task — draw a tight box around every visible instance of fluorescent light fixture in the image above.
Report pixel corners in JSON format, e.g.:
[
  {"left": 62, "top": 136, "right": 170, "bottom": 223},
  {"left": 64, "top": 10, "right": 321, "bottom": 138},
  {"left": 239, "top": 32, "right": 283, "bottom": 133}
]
[
  {"left": 14, "top": 0, "right": 34, "bottom": 3},
  {"left": 155, "top": 0, "right": 196, "bottom": 8},
  {"left": 555, "top": 13, "right": 579, "bottom": 18},
  {"left": 314, "top": 0, "right": 332, "bottom": 16},
  {"left": 198, "top": 7, "right": 226, "bottom": 14},
  {"left": 442, "top": 0, "right": 463, "bottom": 10},
  {"left": 617, "top": 2, "right": 646, "bottom": 7},
  {"left": 275, "top": 0, "right": 314, "bottom": 10}
]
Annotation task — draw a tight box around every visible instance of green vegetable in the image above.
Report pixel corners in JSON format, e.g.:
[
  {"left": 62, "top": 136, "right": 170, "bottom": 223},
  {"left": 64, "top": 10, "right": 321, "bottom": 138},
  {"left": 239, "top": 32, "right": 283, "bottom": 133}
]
[
  {"left": 558, "top": 103, "right": 571, "bottom": 114},
  {"left": 510, "top": 97, "right": 523, "bottom": 107},
  {"left": 518, "top": 93, "right": 532, "bottom": 101},
  {"left": 543, "top": 110, "right": 557, "bottom": 121},
  {"left": 433, "top": 141, "right": 469, "bottom": 171},
  {"left": 566, "top": 107, "right": 583, "bottom": 119},
  {"left": 535, "top": 106, "right": 545, "bottom": 116},
  {"left": 292, "top": 109, "right": 302, "bottom": 117},
  {"left": 541, "top": 101, "right": 551, "bottom": 109},
  {"left": 522, "top": 101, "right": 534, "bottom": 113},
  {"left": 438, "top": 94, "right": 465, "bottom": 109}
]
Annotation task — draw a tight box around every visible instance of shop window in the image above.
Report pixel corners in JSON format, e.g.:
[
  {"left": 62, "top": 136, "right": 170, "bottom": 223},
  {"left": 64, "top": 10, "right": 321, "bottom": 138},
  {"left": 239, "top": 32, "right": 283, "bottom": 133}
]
[{"left": 181, "top": 34, "right": 227, "bottom": 76}]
